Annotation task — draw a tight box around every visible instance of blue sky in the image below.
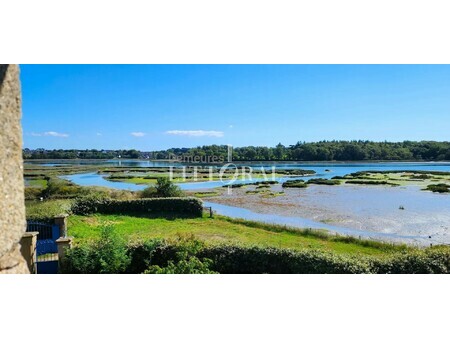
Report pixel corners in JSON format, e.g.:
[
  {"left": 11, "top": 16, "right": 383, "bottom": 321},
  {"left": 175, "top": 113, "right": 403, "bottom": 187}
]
[{"left": 21, "top": 65, "right": 450, "bottom": 150}]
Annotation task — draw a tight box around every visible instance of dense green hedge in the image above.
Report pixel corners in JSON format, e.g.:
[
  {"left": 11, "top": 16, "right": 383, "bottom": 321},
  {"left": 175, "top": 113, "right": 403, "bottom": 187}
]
[
  {"left": 200, "top": 245, "right": 450, "bottom": 274},
  {"left": 198, "top": 246, "right": 371, "bottom": 273},
  {"left": 71, "top": 197, "right": 203, "bottom": 217},
  {"left": 61, "top": 236, "right": 450, "bottom": 274}
]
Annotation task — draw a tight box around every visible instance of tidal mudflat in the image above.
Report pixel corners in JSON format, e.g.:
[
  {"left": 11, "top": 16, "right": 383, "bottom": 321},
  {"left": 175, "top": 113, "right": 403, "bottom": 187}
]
[{"left": 204, "top": 183, "right": 450, "bottom": 245}]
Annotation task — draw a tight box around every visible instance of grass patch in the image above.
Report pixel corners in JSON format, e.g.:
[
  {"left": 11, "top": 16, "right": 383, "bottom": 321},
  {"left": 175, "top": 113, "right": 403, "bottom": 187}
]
[
  {"left": 345, "top": 180, "right": 399, "bottom": 186},
  {"left": 307, "top": 178, "right": 341, "bottom": 185},
  {"left": 25, "top": 179, "right": 48, "bottom": 188},
  {"left": 282, "top": 179, "right": 307, "bottom": 188},
  {"left": 67, "top": 213, "right": 410, "bottom": 257},
  {"left": 223, "top": 181, "right": 278, "bottom": 188},
  {"left": 191, "top": 191, "right": 220, "bottom": 198}
]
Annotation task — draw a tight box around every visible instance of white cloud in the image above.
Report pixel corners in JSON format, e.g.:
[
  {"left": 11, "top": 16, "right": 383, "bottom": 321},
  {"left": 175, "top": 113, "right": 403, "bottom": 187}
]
[
  {"left": 44, "top": 131, "right": 69, "bottom": 137},
  {"left": 30, "top": 131, "right": 69, "bottom": 137},
  {"left": 165, "top": 130, "right": 224, "bottom": 137},
  {"left": 131, "top": 132, "right": 146, "bottom": 137},
  {"left": 229, "top": 125, "right": 233, "bottom": 128},
  {"left": 96, "top": 132, "right": 102, "bottom": 136}
]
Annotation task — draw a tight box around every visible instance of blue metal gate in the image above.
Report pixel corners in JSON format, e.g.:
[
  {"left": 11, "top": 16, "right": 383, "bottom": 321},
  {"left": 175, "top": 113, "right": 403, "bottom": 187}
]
[{"left": 27, "top": 221, "right": 60, "bottom": 274}]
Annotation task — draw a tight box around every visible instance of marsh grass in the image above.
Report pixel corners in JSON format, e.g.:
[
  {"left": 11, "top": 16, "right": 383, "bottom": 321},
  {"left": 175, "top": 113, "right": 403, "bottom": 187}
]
[{"left": 424, "top": 183, "right": 450, "bottom": 193}]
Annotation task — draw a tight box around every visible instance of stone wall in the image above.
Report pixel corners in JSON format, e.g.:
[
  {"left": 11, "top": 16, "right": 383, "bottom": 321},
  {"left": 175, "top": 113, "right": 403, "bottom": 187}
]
[{"left": 0, "top": 64, "right": 28, "bottom": 274}]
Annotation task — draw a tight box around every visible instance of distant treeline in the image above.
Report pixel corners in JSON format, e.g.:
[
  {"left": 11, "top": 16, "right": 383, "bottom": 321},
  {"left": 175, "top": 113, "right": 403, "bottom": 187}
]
[
  {"left": 154, "top": 141, "right": 450, "bottom": 161},
  {"left": 24, "top": 141, "right": 450, "bottom": 161},
  {"left": 23, "top": 148, "right": 140, "bottom": 159}
]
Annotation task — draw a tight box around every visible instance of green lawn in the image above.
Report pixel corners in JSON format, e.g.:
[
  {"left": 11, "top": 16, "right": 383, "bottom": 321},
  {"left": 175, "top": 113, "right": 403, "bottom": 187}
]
[
  {"left": 27, "top": 199, "right": 412, "bottom": 257},
  {"left": 67, "top": 213, "right": 407, "bottom": 256},
  {"left": 25, "top": 179, "right": 48, "bottom": 188}
]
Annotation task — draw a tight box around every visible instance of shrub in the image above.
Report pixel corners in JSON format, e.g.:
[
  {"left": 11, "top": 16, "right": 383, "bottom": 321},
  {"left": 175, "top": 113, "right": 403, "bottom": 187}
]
[
  {"left": 26, "top": 199, "right": 72, "bottom": 222},
  {"left": 140, "top": 186, "right": 157, "bottom": 198},
  {"left": 108, "top": 189, "right": 136, "bottom": 200},
  {"left": 126, "top": 239, "right": 165, "bottom": 273},
  {"left": 137, "top": 177, "right": 184, "bottom": 198},
  {"left": 144, "top": 257, "right": 217, "bottom": 274},
  {"left": 42, "top": 178, "right": 85, "bottom": 199},
  {"left": 144, "top": 235, "right": 217, "bottom": 274},
  {"left": 71, "top": 192, "right": 111, "bottom": 215},
  {"left": 154, "top": 177, "right": 184, "bottom": 197},
  {"left": 24, "top": 187, "right": 43, "bottom": 200},
  {"left": 71, "top": 197, "right": 203, "bottom": 217},
  {"left": 61, "top": 225, "right": 131, "bottom": 274}
]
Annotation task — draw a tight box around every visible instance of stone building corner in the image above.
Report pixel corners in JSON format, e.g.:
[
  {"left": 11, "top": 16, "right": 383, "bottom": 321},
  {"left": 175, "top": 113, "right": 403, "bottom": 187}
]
[{"left": 0, "top": 64, "right": 29, "bottom": 274}]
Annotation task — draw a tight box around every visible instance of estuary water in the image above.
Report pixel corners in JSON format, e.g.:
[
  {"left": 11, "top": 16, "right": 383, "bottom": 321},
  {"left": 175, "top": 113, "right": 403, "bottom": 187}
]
[{"left": 58, "top": 161, "right": 450, "bottom": 244}]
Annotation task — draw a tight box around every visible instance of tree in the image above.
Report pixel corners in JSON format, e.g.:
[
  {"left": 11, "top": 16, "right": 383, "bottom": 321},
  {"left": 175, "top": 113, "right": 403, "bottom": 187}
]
[{"left": 154, "top": 177, "right": 183, "bottom": 197}]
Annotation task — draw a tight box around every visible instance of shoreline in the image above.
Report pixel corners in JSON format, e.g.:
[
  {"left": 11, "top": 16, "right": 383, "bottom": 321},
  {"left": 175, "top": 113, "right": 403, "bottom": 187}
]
[{"left": 203, "top": 184, "right": 450, "bottom": 245}]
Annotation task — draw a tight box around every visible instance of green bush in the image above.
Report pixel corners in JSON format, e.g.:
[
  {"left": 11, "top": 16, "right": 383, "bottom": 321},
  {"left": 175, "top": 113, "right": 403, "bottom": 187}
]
[
  {"left": 26, "top": 199, "right": 72, "bottom": 222},
  {"left": 24, "top": 187, "right": 44, "bottom": 200},
  {"left": 143, "top": 235, "right": 217, "bottom": 274},
  {"left": 71, "top": 197, "right": 203, "bottom": 217},
  {"left": 126, "top": 239, "right": 165, "bottom": 273},
  {"left": 144, "top": 257, "right": 217, "bottom": 274},
  {"left": 140, "top": 186, "right": 158, "bottom": 198},
  {"left": 70, "top": 192, "right": 111, "bottom": 215},
  {"left": 137, "top": 177, "right": 184, "bottom": 198},
  {"left": 154, "top": 177, "right": 184, "bottom": 197},
  {"left": 61, "top": 225, "right": 130, "bottom": 274}
]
